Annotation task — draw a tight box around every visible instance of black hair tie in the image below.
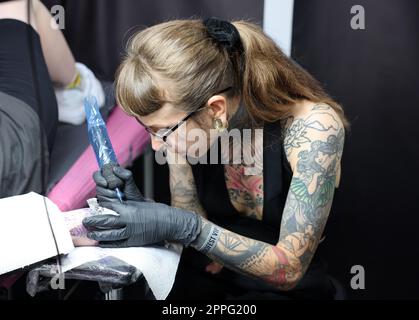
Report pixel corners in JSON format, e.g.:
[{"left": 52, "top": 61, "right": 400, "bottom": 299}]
[{"left": 203, "top": 17, "right": 243, "bottom": 54}]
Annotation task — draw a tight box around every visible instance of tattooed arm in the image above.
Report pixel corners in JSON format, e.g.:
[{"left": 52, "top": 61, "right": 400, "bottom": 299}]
[
  {"left": 191, "top": 105, "right": 344, "bottom": 290},
  {"left": 168, "top": 157, "right": 207, "bottom": 219},
  {"left": 278, "top": 104, "right": 345, "bottom": 281}
]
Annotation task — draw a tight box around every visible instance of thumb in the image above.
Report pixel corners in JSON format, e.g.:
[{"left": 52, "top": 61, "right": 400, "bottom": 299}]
[{"left": 100, "top": 200, "right": 121, "bottom": 212}]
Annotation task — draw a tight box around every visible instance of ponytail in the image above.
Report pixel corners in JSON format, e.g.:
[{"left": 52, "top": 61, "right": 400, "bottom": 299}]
[{"left": 232, "top": 21, "right": 349, "bottom": 128}]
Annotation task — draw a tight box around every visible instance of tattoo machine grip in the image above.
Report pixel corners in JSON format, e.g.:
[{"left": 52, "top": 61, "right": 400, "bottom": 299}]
[{"left": 84, "top": 96, "right": 124, "bottom": 202}]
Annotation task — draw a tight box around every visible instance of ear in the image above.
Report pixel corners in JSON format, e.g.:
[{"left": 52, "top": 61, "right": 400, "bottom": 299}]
[{"left": 207, "top": 95, "right": 228, "bottom": 123}]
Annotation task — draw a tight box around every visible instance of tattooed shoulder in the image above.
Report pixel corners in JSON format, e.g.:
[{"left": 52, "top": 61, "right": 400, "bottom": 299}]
[{"left": 281, "top": 102, "right": 344, "bottom": 169}]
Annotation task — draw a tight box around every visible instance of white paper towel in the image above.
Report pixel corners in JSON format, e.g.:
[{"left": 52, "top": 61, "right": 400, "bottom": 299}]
[
  {"left": 0, "top": 192, "right": 74, "bottom": 275},
  {"left": 60, "top": 243, "right": 183, "bottom": 300}
]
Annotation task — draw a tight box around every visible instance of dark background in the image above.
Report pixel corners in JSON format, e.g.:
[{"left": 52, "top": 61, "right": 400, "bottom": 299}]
[
  {"left": 42, "top": 0, "right": 263, "bottom": 81},
  {"left": 41, "top": 0, "right": 419, "bottom": 299},
  {"left": 292, "top": 0, "right": 419, "bottom": 299}
]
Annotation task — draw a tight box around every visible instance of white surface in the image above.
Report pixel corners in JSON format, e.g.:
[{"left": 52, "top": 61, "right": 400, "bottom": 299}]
[
  {"left": 60, "top": 243, "right": 183, "bottom": 300},
  {"left": 263, "top": 0, "right": 295, "bottom": 57},
  {"left": 0, "top": 192, "right": 183, "bottom": 299},
  {"left": 0, "top": 192, "right": 74, "bottom": 275}
]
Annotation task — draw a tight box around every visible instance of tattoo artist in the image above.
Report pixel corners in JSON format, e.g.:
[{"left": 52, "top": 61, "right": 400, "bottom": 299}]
[{"left": 83, "top": 18, "right": 348, "bottom": 300}]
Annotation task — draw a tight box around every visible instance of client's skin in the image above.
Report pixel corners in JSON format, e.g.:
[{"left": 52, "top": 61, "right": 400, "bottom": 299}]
[{"left": 0, "top": 0, "right": 77, "bottom": 86}]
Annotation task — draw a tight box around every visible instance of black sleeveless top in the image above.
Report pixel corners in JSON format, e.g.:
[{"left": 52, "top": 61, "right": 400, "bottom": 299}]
[
  {"left": 191, "top": 120, "right": 291, "bottom": 243},
  {"left": 191, "top": 120, "right": 334, "bottom": 299}
]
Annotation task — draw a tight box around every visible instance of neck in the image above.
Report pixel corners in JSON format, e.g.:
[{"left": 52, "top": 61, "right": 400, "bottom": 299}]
[{"left": 227, "top": 96, "right": 247, "bottom": 130}]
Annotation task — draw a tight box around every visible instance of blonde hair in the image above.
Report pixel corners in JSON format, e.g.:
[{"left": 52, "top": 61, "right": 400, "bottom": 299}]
[{"left": 115, "top": 19, "right": 349, "bottom": 129}]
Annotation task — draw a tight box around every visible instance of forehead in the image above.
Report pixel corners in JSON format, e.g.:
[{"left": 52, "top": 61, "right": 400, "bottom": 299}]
[{"left": 136, "top": 103, "right": 187, "bottom": 128}]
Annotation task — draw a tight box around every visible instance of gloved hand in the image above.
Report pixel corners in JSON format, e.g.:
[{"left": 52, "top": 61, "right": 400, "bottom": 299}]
[
  {"left": 82, "top": 200, "right": 202, "bottom": 248},
  {"left": 55, "top": 62, "right": 105, "bottom": 125},
  {"left": 94, "top": 165, "right": 147, "bottom": 203}
]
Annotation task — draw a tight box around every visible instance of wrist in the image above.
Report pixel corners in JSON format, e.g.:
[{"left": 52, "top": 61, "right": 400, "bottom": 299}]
[
  {"left": 65, "top": 70, "right": 81, "bottom": 89},
  {"left": 190, "top": 218, "right": 222, "bottom": 254},
  {"left": 171, "top": 207, "right": 202, "bottom": 247}
]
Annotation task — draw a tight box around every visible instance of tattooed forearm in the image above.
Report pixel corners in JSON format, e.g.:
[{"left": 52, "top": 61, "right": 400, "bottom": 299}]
[
  {"left": 169, "top": 163, "right": 207, "bottom": 218},
  {"left": 192, "top": 218, "right": 301, "bottom": 290}
]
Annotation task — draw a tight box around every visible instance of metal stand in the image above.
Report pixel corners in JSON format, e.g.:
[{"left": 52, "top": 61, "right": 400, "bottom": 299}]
[
  {"left": 105, "top": 288, "right": 124, "bottom": 300},
  {"left": 143, "top": 144, "right": 154, "bottom": 199}
]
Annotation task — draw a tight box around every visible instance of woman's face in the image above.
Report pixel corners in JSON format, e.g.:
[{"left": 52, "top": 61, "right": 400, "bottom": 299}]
[{"left": 136, "top": 94, "right": 234, "bottom": 160}]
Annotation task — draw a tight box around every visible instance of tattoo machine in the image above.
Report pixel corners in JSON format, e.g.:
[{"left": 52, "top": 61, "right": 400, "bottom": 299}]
[{"left": 84, "top": 96, "right": 124, "bottom": 203}]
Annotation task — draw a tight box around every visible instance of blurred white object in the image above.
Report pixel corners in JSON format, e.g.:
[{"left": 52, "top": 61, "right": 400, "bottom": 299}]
[
  {"left": 0, "top": 192, "right": 74, "bottom": 275},
  {"left": 55, "top": 62, "right": 105, "bottom": 125},
  {"left": 60, "top": 243, "right": 183, "bottom": 300}
]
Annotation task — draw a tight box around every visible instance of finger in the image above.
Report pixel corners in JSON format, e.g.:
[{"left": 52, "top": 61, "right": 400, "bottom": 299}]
[
  {"left": 101, "top": 163, "right": 124, "bottom": 189},
  {"left": 87, "top": 228, "right": 128, "bottom": 242},
  {"left": 112, "top": 166, "right": 133, "bottom": 181},
  {"left": 96, "top": 186, "right": 119, "bottom": 199},
  {"left": 93, "top": 171, "right": 108, "bottom": 188},
  {"left": 96, "top": 194, "right": 120, "bottom": 206},
  {"left": 82, "top": 215, "right": 126, "bottom": 229}
]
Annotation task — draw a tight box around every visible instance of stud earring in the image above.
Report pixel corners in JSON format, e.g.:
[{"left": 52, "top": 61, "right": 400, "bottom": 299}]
[{"left": 213, "top": 118, "right": 228, "bottom": 132}]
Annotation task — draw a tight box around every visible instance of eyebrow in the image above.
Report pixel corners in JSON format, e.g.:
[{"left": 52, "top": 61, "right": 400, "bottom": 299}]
[{"left": 134, "top": 117, "right": 175, "bottom": 130}]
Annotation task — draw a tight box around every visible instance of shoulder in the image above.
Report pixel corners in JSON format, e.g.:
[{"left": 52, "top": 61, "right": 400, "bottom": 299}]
[{"left": 280, "top": 100, "right": 345, "bottom": 173}]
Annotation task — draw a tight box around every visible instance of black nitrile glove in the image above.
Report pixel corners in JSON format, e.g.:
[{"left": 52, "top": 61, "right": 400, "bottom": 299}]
[
  {"left": 94, "top": 165, "right": 147, "bottom": 203},
  {"left": 82, "top": 200, "right": 202, "bottom": 248}
]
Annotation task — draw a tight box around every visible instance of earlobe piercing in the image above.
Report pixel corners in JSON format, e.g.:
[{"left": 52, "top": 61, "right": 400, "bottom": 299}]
[{"left": 213, "top": 118, "right": 228, "bottom": 132}]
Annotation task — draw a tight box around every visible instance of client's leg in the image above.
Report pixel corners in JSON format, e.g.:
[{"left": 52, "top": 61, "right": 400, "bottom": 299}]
[
  {"left": 0, "top": 0, "right": 60, "bottom": 150},
  {"left": 0, "top": 0, "right": 76, "bottom": 86}
]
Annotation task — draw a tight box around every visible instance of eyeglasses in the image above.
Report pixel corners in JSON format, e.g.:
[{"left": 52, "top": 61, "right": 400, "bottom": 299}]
[{"left": 135, "top": 87, "right": 232, "bottom": 143}]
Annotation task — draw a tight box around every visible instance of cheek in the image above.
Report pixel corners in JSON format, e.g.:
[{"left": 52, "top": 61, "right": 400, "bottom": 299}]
[
  {"left": 165, "top": 118, "right": 221, "bottom": 157},
  {"left": 163, "top": 121, "right": 206, "bottom": 154},
  {"left": 185, "top": 122, "right": 210, "bottom": 155},
  {"left": 183, "top": 122, "right": 217, "bottom": 156}
]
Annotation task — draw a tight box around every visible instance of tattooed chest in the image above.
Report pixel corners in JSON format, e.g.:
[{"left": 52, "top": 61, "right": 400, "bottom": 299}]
[{"left": 224, "top": 164, "right": 264, "bottom": 220}]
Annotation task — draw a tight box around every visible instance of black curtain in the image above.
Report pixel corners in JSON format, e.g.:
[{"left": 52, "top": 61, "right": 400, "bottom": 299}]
[
  {"left": 293, "top": 0, "right": 419, "bottom": 299},
  {"left": 42, "top": 0, "right": 263, "bottom": 81}
]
